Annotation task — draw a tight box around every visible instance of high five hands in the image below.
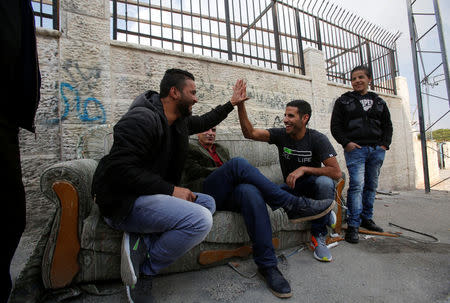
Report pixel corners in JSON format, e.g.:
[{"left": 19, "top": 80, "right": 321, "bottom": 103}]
[{"left": 230, "top": 79, "right": 250, "bottom": 106}]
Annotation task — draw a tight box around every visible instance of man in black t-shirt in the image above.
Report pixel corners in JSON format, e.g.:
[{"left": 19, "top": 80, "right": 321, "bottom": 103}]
[{"left": 238, "top": 99, "right": 342, "bottom": 262}]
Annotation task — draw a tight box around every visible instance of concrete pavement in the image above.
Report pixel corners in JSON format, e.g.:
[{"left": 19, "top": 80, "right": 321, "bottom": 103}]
[{"left": 11, "top": 187, "right": 450, "bottom": 303}]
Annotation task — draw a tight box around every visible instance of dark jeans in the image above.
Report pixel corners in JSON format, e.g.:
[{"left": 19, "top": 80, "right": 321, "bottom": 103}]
[
  {"left": 202, "top": 157, "right": 302, "bottom": 269},
  {"left": 344, "top": 146, "right": 386, "bottom": 227},
  {"left": 280, "top": 175, "right": 334, "bottom": 236},
  {"left": 1, "top": 121, "right": 26, "bottom": 303}
]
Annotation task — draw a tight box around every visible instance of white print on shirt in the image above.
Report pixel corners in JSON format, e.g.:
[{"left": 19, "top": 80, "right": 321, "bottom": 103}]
[
  {"left": 360, "top": 98, "right": 373, "bottom": 111},
  {"left": 283, "top": 147, "right": 312, "bottom": 163}
]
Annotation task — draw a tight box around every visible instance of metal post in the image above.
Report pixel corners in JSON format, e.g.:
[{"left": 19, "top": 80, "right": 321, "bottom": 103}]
[
  {"left": 271, "top": 1, "right": 282, "bottom": 70},
  {"left": 433, "top": 0, "right": 450, "bottom": 108},
  {"left": 315, "top": 16, "right": 322, "bottom": 51},
  {"left": 358, "top": 36, "right": 364, "bottom": 64},
  {"left": 389, "top": 50, "right": 398, "bottom": 95},
  {"left": 406, "top": 0, "right": 430, "bottom": 193},
  {"left": 365, "top": 42, "right": 374, "bottom": 91},
  {"left": 112, "top": 0, "right": 117, "bottom": 40},
  {"left": 224, "top": 0, "right": 233, "bottom": 61},
  {"left": 295, "top": 9, "right": 305, "bottom": 75},
  {"left": 52, "top": 0, "right": 59, "bottom": 30}
]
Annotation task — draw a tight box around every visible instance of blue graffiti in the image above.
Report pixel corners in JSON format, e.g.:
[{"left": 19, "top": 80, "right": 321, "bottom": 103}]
[{"left": 48, "top": 82, "right": 106, "bottom": 124}]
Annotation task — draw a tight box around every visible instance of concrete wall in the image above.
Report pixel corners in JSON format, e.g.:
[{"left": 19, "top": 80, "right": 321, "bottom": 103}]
[{"left": 21, "top": 0, "right": 417, "bottom": 221}]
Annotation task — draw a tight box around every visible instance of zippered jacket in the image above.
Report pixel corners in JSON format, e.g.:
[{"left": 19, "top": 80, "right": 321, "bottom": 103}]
[
  {"left": 92, "top": 90, "right": 234, "bottom": 221},
  {"left": 330, "top": 91, "right": 393, "bottom": 149}
]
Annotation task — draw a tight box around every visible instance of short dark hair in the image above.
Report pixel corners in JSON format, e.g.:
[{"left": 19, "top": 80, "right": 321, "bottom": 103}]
[
  {"left": 286, "top": 99, "right": 311, "bottom": 124},
  {"left": 350, "top": 65, "right": 372, "bottom": 79},
  {"left": 160, "top": 69, "right": 195, "bottom": 98}
]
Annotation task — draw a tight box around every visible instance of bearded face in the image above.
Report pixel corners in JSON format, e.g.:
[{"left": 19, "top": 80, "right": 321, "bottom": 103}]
[{"left": 177, "top": 79, "right": 197, "bottom": 118}]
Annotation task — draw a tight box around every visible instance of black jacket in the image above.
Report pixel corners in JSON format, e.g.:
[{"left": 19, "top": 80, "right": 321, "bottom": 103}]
[
  {"left": 330, "top": 91, "right": 393, "bottom": 149},
  {"left": 0, "top": 0, "right": 40, "bottom": 132},
  {"left": 92, "top": 90, "right": 234, "bottom": 221},
  {"left": 181, "top": 141, "right": 230, "bottom": 192}
]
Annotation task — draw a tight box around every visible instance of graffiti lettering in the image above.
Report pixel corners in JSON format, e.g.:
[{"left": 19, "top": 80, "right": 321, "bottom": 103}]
[{"left": 48, "top": 82, "right": 106, "bottom": 124}]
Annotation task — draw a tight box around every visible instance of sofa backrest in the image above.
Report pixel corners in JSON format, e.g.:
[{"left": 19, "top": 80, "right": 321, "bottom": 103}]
[
  {"left": 77, "top": 125, "right": 114, "bottom": 161},
  {"left": 76, "top": 125, "right": 283, "bottom": 183}
]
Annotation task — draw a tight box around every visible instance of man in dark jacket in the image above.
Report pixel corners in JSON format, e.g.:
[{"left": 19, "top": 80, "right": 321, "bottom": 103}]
[
  {"left": 183, "top": 124, "right": 336, "bottom": 299},
  {"left": 330, "top": 65, "right": 393, "bottom": 244},
  {"left": 0, "top": 1, "right": 41, "bottom": 301},
  {"left": 92, "top": 69, "right": 248, "bottom": 302}
]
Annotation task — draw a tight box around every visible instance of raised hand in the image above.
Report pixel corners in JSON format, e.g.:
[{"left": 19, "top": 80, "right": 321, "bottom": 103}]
[{"left": 230, "top": 79, "right": 249, "bottom": 106}]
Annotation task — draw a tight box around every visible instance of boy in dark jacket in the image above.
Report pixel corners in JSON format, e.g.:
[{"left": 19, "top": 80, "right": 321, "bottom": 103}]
[
  {"left": 92, "top": 69, "right": 247, "bottom": 302},
  {"left": 330, "top": 65, "right": 393, "bottom": 244}
]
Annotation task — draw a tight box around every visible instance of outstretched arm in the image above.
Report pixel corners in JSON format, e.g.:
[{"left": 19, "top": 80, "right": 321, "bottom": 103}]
[{"left": 237, "top": 102, "right": 270, "bottom": 142}]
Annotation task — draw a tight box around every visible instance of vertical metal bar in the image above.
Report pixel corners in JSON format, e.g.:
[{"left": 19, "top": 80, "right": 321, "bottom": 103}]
[
  {"left": 358, "top": 36, "right": 364, "bottom": 65},
  {"left": 160, "top": 0, "right": 163, "bottom": 47},
  {"left": 295, "top": 8, "right": 305, "bottom": 74},
  {"left": 216, "top": 0, "right": 221, "bottom": 56},
  {"left": 181, "top": 0, "right": 184, "bottom": 52},
  {"left": 406, "top": 0, "right": 430, "bottom": 193},
  {"left": 287, "top": 5, "right": 296, "bottom": 73},
  {"left": 281, "top": 4, "right": 290, "bottom": 71},
  {"left": 199, "top": 0, "right": 204, "bottom": 55},
  {"left": 224, "top": 0, "right": 233, "bottom": 60},
  {"left": 125, "top": 0, "right": 129, "bottom": 41},
  {"left": 315, "top": 16, "right": 322, "bottom": 50},
  {"left": 138, "top": 0, "right": 141, "bottom": 45},
  {"left": 272, "top": 1, "right": 282, "bottom": 70},
  {"left": 52, "top": 0, "right": 59, "bottom": 30},
  {"left": 208, "top": 0, "right": 212, "bottom": 56},
  {"left": 252, "top": 0, "right": 259, "bottom": 67},
  {"left": 390, "top": 48, "right": 397, "bottom": 94},
  {"left": 40, "top": 0, "right": 43, "bottom": 28},
  {"left": 433, "top": 0, "right": 450, "bottom": 108},
  {"left": 170, "top": 0, "right": 174, "bottom": 50},
  {"left": 245, "top": 0, "right": 252, "bottom": 64},
  {"left": 112, "top": 0, "right": 117, "bottom": 39},
  {"left": 365, "top": 42, "right": 374, "bottom": 90},
  {"left": 190, "top": 0, "right": 194, "bottom": 53}
]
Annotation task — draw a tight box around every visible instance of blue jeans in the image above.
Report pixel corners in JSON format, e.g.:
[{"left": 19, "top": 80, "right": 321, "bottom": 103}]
[
  {"left": 105, "top": 193, "right": 215, "bottom": 276},
  {"left": 280, "top": 175, "right": 334, "bottom": 237},
  {"left": 202, "top": 157, "right": 304, "bottom": 269},
  {"left": 345, "top": 145, "right": 386, "bottom": 227}
]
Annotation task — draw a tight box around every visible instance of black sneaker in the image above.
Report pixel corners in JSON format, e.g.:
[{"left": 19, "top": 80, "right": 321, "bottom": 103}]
[
  {"left": 345, "top": 226, "right": 359, "bottom": 244},
  {"left": 121, "top": 232, "right": 148, "bottom": 286},
  {"left": 125, "top": 275, "right": 153, "bottom": 303},
  {"left": 361, "top": 218, "right": 384, "bottom": 232},
  {"left": 258, "top": 266, "right": 292, "bottom": 298},
  {"left": 284, "top": 197, "right": 335, "bottom": 223}
]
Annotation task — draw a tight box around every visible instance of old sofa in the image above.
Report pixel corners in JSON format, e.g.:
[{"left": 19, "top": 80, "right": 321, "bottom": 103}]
[{"left": 39, "top": 125, "right": 345, "bottom": 289}]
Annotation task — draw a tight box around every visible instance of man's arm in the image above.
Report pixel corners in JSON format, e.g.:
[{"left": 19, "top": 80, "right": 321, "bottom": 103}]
[
  {"left": 285, "top": 156, "right": 342, "bottom": 188},
  {"left": 237, "top": 102, "right": 270, "bottom": 142},
  {"left": 188, "top": 79, "right": 249, "bottom": 135}
]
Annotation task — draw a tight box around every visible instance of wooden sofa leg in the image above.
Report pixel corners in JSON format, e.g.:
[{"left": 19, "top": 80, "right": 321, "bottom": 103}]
[
  {"left": 198, "top": 238, "right": 279, "bottom": 265},
  {"left": 334, "top": 178, "right": 345, "bottom": 234},
  {"left": 50, "top": 181, "right": 81, "bottom": 288}
]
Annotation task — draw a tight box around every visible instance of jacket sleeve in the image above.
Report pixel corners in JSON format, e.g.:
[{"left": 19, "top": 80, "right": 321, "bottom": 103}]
[
  {"left": 380, "top": 101, "right": 393, "bottom": 149},
  {"left": 187, "top": 101, "right": 234, "bottom": 135},
  {"left": 330, "top": 97, "right": 350, "bottom": 148},
  {"left": 106, "top": 108, "right": 174, "bottom": 196}
]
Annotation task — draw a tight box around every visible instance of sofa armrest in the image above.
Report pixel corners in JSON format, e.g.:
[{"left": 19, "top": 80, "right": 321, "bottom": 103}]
[
  {"left": 40, "top": 159, "right": 98, "bottom": 223},
  {"left": 39, "top": 159, "right": 98, "bottom": 289}
]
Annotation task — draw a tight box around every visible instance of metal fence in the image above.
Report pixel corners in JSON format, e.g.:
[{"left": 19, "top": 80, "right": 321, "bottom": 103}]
[
  {"left": 110, "top": 0, "right": 401, "bottom": 95},
  {"left": 32, "top": 0, "right": 59, "bottom": 30}
]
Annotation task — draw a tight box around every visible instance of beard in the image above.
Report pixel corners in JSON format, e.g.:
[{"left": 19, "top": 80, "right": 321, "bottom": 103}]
[{"left": 177, "top": 94, "right": 193, "bottom": 118}]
